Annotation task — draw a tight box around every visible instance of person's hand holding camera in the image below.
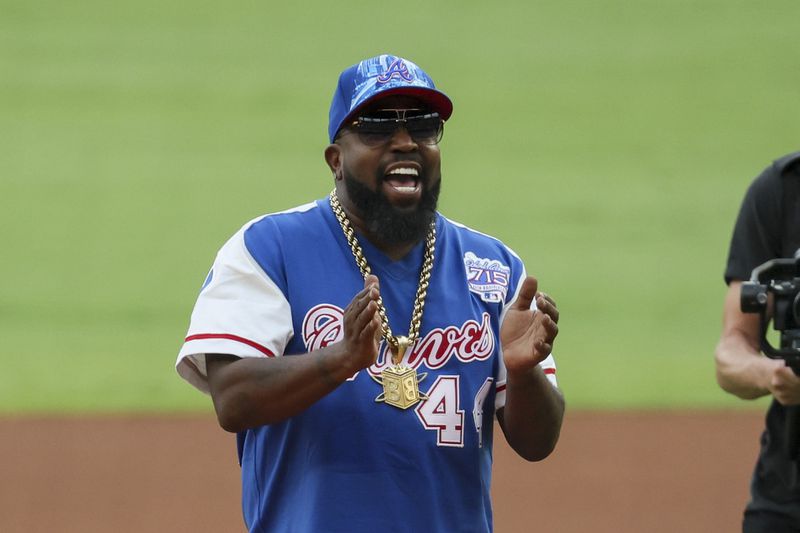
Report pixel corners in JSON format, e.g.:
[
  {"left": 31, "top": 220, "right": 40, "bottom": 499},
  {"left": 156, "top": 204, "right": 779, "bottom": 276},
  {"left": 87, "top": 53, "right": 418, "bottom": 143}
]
[{"left": 768, "top": 359, "right": 800, "bottom": 405}]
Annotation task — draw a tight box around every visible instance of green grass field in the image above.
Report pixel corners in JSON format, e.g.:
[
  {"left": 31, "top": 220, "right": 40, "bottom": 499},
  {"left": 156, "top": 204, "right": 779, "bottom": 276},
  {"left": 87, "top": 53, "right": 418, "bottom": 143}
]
[{"left": 2, "top": 0, "right": 798, "bottom": 413}]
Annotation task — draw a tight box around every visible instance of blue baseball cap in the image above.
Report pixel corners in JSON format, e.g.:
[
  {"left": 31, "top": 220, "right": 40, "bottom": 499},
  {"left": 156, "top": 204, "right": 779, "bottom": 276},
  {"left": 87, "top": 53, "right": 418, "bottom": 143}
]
[{"left": 328, "top": 54, "right": 453, "bottom": 143}]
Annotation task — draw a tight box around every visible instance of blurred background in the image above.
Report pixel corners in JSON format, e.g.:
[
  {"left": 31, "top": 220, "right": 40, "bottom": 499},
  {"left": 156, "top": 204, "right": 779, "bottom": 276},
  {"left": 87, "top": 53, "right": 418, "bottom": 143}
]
[{"left": 2, "top": 0, "right": 798, "bottom": 414}]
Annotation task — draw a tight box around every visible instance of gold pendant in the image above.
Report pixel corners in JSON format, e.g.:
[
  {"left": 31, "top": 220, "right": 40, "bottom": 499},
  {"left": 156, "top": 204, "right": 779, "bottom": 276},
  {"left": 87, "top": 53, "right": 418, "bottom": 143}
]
[
  {"left": 372, "top": 336, "right": 428, "bottom": 409},
  {"left": 376, "top": 364, "right": 427, "bottom": 409}
]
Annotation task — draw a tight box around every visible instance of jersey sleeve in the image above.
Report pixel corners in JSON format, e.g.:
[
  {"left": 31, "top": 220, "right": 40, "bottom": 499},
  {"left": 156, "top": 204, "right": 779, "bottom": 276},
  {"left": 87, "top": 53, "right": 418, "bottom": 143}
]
[
  {"left": 724, "top": 165, "right": 784, "bottom": 284},
  {"left": 175, "top": 222, "right": 293, "bottom": 394},
  {"left": 495, "top": 263, "right": 558, "bottom": 411}
]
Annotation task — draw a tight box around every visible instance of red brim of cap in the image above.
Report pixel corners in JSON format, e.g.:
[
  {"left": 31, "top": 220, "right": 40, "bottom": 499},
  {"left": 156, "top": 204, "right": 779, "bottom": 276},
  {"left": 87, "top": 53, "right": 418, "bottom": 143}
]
[{"left": 342, "top": 86, "right": 453, "bottom": 127}]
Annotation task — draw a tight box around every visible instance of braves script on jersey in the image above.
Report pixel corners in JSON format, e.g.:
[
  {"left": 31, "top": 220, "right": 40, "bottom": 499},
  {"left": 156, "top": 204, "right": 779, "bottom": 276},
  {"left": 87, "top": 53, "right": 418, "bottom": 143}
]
[{"left": 176, "top": 198, "right": 557, "bottom": 533}]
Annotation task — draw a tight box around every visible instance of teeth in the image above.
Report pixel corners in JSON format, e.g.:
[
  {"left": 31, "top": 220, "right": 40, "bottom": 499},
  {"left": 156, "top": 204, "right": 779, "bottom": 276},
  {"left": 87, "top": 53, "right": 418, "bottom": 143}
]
[{"left": 388, "top": 167, "right": 419, "bottom": 176}]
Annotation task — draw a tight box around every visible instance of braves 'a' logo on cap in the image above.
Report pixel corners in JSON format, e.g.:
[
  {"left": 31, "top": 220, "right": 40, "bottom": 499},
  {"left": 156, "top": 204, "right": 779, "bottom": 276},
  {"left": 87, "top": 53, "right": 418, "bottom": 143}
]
[{"left": 377, "top": 58, "right": 414, "bottom": 84}]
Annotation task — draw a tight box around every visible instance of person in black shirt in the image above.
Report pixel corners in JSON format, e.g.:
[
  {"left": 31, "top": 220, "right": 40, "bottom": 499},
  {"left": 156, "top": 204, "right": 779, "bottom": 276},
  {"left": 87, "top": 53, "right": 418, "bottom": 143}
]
[{"left": 716, "top": 151, "right": 800, "bottom": 532}]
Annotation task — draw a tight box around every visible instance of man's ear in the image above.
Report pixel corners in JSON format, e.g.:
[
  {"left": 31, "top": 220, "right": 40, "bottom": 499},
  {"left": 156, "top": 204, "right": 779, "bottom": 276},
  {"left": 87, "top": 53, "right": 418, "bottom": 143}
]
[{"left": 324, "top": 144, "right": 343, "bottom": 180}]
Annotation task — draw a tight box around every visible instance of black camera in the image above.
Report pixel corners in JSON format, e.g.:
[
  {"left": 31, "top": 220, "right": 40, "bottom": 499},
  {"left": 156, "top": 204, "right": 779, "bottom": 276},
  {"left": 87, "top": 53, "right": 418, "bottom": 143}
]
[
  {"left": 740, "top": 254, "right": 800, "bottom": 370},
  {"left": 740, "top": 253, "right": 800, "bottom": 464}
]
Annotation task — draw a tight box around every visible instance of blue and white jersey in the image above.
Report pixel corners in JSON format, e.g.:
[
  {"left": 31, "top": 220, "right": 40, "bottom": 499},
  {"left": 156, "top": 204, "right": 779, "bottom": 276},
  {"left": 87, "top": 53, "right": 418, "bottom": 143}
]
[{"left": 176, "top": 198, "right": 557, "bottom": 533}]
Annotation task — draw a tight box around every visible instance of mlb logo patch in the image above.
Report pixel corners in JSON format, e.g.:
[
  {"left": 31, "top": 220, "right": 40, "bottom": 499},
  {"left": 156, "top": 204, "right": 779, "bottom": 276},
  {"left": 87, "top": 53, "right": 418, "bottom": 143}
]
[{"left": 463, "top": 252, "right": 510, "bottom": 303}]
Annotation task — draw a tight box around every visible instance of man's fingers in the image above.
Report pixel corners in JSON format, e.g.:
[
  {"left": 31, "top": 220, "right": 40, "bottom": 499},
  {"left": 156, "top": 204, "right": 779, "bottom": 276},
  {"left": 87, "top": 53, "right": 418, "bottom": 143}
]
[
  {"left": 545, "top": 316, "right": 559, "bottom": 340},
  {"left": 350, "top": 276, "right": 380, "bottom": 308},
  {"left": 364, "top": 274, "right": 379, "bottom": 290},
  {"left": 362, "top": 310, "right": 382, "bottom": 342},
  {"left": 772, "top": 365, "right": 800, "bottom": 388},
  {"left": 344, "top": 275, "right": 381, "bottom": 337},
  {"left": 354, "top": 305, "right": 380, "bottom": 343},
  {"left": 536, "top": 312, "right": 558, "bottom": 341},
  {"left": 537, "top": 292, "right": 557, "bottom": 309},
  {"left": 535, "top": 340, "right": 553, "bottom": 355},
  {"left": 347, "top": 288, "right": 374, "bottom": 316},
  {"left": 362, "top": 275, "right": 380, "bottom": 305},
  {"left": 353, "top": 298, "right": 378, "bottom": 330},
  {"left": 536, "top": 294, "right": 560, "bottom": 324},
  {"left": 512, "top": 276, "right": 539, "bottom": 310}
]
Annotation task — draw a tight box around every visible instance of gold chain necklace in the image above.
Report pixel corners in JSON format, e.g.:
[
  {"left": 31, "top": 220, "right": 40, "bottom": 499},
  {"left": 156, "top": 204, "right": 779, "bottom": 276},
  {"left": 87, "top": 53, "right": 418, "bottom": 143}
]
[{"left": 329, "top": 189, "right": 436, "bottom": 409}]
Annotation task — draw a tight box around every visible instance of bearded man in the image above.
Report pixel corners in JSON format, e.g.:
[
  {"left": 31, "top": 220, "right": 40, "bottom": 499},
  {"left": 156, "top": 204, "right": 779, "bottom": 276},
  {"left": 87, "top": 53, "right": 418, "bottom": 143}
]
[{"left": 176, "top": 54, "right": 565, "bottom": 533}]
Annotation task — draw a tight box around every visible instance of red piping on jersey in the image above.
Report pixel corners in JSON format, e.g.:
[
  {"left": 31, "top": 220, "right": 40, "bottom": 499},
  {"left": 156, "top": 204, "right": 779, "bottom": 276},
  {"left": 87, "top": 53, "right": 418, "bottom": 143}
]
[{"left": 185, "top": 333, "right": 276, "bottom": 357}]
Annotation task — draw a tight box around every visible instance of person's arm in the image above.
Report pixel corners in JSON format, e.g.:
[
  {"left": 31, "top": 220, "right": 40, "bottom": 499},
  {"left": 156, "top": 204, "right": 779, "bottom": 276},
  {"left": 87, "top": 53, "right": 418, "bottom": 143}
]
[
  {"left": 497, "top": 276, "right": 565, "bottom": 462},
  {"left": 715, "top": 281, "right": 800, "bottom": 404},
  {"left": 207, "top": 275, "right": 382, "bottom": 432}
]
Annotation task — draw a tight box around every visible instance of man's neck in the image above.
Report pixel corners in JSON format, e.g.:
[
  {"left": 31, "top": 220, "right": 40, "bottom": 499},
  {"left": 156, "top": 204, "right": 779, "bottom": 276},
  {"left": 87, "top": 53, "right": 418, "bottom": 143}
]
[{"left": 364, "top": 234, "right": 421, "bottom": 261}]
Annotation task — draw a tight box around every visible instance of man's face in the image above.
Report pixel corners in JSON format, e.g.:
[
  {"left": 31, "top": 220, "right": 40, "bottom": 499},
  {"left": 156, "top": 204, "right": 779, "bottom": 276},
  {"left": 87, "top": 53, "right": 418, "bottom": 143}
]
[{"left": 330, "top": 95, "right": 442, "bottom": 245}]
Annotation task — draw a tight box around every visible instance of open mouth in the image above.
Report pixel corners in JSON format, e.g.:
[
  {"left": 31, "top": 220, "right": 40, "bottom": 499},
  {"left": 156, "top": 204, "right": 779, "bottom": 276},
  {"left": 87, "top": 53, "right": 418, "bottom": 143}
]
[
  {"left": 385, "top": 166, "right": 420, "bottom": 193},
  {"left": 383, "top": 162, "right": 423, "bottom": 202}
]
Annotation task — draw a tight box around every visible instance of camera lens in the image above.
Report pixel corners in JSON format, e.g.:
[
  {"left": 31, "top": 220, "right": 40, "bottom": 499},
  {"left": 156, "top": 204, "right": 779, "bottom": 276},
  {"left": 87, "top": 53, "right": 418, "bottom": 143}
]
[{"left": 741, "top": 282, "right": 768, "bottom": 313}]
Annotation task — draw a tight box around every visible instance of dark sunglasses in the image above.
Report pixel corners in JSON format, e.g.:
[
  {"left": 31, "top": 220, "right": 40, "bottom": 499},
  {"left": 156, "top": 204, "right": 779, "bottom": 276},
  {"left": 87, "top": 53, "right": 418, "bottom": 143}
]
[{"left": 339, "top": 108, "right": 444, "bottom": 146}]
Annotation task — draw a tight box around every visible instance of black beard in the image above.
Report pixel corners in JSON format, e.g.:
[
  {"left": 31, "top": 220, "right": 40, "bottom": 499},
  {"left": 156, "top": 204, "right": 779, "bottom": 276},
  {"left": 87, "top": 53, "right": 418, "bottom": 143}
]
[{"left": 343, "top": 175, "right": 440, "bottom": 245}]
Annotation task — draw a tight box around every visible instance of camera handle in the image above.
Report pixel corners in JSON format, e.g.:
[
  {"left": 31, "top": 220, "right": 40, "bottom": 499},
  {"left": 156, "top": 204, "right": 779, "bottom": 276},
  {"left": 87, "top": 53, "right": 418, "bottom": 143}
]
[
  {"left": 753, "top": 306, "right": 800, "bottom": 488},
  {"left": 786, "top": 388, "right": 800, "bottom": 489},
  {"left": 774, "top": 330, "right": 800, "bottom": 489},
  {"left": 765, "top": 325, "right": 800, "bottom": 473},
  {"left": 740, "top": 257, "right": 800, "bottom": 480},
  {"left": 784, "top": 362, "right": 800, "bottom": 462}
]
